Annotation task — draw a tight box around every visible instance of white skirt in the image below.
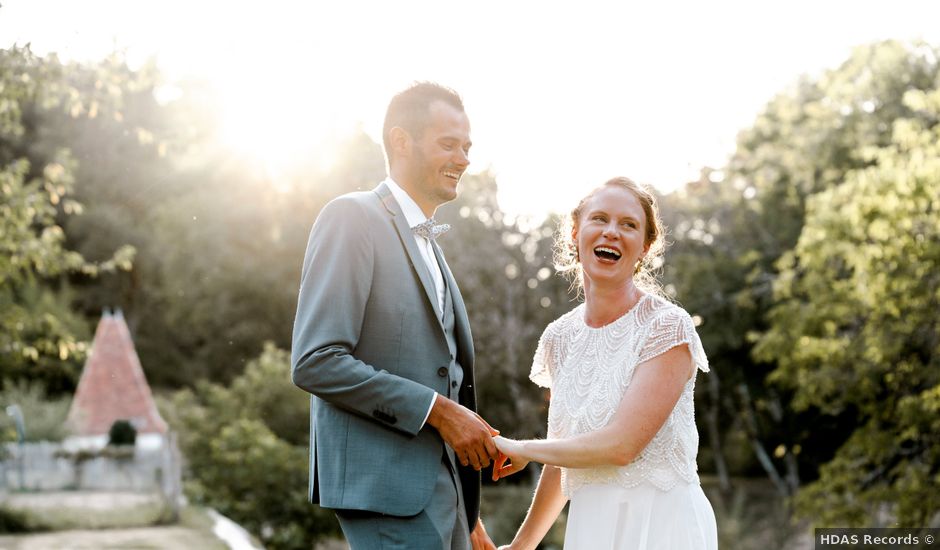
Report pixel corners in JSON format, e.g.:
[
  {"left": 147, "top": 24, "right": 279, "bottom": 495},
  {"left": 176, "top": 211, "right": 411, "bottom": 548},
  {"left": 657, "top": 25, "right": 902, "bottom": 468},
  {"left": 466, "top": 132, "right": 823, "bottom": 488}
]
[{"left": 564, "top": 482, "right": 718, "bottom": 549}]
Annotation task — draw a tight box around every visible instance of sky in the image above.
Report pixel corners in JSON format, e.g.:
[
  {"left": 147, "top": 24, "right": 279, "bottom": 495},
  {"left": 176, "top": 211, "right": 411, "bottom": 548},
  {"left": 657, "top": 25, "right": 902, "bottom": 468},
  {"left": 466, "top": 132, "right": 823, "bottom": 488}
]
[{"left": 2, "top": 0, "right": 939, "bottom": 218}]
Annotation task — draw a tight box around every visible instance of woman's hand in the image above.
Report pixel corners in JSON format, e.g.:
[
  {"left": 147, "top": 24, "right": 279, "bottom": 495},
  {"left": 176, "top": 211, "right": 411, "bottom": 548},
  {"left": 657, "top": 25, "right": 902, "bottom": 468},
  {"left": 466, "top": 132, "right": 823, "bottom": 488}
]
[{"left": 492, "top": 436, "right": 530, "bottom": 481}]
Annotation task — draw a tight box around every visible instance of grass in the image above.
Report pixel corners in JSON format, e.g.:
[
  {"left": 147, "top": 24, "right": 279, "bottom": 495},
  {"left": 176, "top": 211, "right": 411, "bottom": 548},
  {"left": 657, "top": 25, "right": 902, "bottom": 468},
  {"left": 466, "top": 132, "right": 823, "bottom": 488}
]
[
  {"left": 0, "top": 506, "right": 43, "bottom": 533},
  {"left": 0, "top": 523, "right": 228, "bottom": 550},
  {"left": 0, "top": 493, "right": 169, "bottom": 531},
  {"left": 24, "top": 503, "right": 170, "bottom": 531}
]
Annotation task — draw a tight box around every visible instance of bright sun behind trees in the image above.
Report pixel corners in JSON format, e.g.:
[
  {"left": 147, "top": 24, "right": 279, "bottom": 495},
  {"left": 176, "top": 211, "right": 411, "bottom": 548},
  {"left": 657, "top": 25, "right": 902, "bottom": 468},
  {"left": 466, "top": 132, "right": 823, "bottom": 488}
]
[{"left": 1, "top": 38, "right": 939, "bottom": 547}]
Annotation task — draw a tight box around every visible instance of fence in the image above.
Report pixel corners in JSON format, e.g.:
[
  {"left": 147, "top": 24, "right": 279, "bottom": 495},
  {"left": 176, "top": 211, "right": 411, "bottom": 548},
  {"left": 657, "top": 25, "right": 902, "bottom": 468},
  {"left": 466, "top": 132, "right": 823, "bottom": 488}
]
[{"left": 1, "top": 433, "right": 182, "bottom": 504}]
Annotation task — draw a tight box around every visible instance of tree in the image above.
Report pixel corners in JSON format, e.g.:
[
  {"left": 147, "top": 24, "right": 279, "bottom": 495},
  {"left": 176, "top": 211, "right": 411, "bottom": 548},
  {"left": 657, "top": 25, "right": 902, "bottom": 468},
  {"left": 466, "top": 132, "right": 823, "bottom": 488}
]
[
  {"left": 754, "top": 83, "right": 940, "bottom": 526},
  {"left": 166, "top": 344, "right": 340, "bottom": 549},
  {"left": 659, "top": 40, "right": 940, "bottom": 498},
  {"left": 133, "top": 129, "right": 381, "bottom": 386},
  {"left": 0, "top": 46, "right": 134, "bottom": 392}
]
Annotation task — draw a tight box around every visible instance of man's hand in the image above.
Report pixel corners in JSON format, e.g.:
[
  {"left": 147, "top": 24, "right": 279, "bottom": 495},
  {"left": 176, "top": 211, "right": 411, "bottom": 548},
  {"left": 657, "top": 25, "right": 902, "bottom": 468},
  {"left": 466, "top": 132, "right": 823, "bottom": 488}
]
[
  {"left": 427, "top": 397, "right": 499, "bottom": 470},
  {"left": 492, "top": 436, "right": 530, "bottom": 481},
  {"left": 470, "top": 518, "right": 497, "bottom": 550}
]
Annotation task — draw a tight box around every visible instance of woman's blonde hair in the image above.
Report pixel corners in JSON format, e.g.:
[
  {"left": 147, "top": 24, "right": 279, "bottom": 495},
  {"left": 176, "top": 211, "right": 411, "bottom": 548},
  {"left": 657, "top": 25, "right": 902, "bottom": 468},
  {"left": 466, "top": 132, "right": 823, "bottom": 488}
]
[{"left": 554, "top": 176, "right": 666, "bottom": 297}]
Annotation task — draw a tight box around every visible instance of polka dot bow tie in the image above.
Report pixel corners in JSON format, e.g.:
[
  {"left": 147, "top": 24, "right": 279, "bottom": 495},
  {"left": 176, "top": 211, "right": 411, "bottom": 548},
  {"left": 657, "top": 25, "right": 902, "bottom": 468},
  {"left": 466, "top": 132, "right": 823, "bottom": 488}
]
[{"left": 412, "top": 219, "right": 451, "bottom": 240}]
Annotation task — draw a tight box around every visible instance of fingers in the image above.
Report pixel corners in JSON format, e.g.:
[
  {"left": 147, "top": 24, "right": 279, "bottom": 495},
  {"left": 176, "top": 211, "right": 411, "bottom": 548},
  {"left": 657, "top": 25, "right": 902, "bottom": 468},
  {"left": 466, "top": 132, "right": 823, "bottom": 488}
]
[
  {"left": 475, "top": 412, "right": 500, "bottom": 436},
  {"left": 467, "top": 447, "right": 486, "bottom": 471},
  {"left": 479, "top": 425, "right": 500, "bottom": 464},
  {"left": 463, "top": 440, "right": 494, "bottom": 470},
  {"left": 482, "top": 432, "right": 499, "bottom": 461},
  {"left": 492, "top": 452, "right": 508, "bottom": 482},
  {"left": 475, "top": 413, "right": 501, "bottom": 460},
  {"left": 465, "top": 415, "right": 499, "bottom": 468},
  {"left": 437, "top": 405, "right": 505, "bottom": 470},
  {"left": 470, "top": 518, "right": 496, "bottom": 550},
  {"left": 494, "top": 464, "right": 515, "bottom": 480},
  {"left": 493, "top": 457, "right": 528, "bottom": 480}
]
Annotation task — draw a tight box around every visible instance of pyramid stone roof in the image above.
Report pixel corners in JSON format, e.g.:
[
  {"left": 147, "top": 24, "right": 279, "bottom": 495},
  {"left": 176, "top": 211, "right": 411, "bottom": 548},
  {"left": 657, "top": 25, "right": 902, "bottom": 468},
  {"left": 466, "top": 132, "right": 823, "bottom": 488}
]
[{"left": 66, "top": 309, "right": 167, "bottom": 436}]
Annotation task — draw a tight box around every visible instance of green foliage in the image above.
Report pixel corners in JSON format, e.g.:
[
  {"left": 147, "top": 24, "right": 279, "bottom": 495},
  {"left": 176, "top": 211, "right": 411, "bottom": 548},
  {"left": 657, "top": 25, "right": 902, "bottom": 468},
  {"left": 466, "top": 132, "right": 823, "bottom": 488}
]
[
  {"left": 87, "top": 125, "right": 378, "bottom": 387},
  {"left": 0, "top": 379, "right": 71, "bottom": 442},
  {"left": 659, "top": 40, "right": 940, "bottom": 493},
  {"left": 755, "top": 80, "right": 940, "bottom": 526},
  {"left": 0, "top": 154, "right": 90, "bottom": 391},
  {"left": 0, "top": 45, "right": 135, "bottom": 392},
  {"left": 0, "top": 495, "right": 182, "bottom": 533},
  {"left": 222, "top": 344, "right": 309, "bottom": 445},
  {"left": 166, "top": 344, "right": 340, "bottom": 549},
  {"left": 108, "top": 419, "right": 137, "bottom": 446},
  {"left": 4, "top": 37, "right": 937, "bottom": 534},
  {"left": 0, "top": 506, "right": 45, "bottom": 533},
  {"left": 438, "top": 172, "right": 573, "bottom": 441}
]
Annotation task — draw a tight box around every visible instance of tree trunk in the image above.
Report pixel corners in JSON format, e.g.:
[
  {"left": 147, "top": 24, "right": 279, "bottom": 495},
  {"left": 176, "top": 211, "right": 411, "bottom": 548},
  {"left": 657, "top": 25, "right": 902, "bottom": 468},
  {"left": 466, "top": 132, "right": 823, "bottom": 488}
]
[
  {"left": 736, "top": 383, "right": 790, "bottom": 497},
  {"left": 704, "top": 366, "right": 732, "bottom": 496},
  {"left": 766, "top": 391, "right": 801, "bottom": 493}
]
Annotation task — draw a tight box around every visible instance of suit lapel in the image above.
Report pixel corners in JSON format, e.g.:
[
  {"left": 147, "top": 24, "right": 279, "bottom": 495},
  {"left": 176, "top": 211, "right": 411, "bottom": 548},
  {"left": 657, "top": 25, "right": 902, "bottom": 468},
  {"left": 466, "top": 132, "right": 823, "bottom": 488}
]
[{"left": 374, "top": 183, "right": 445, "bottom": 325}]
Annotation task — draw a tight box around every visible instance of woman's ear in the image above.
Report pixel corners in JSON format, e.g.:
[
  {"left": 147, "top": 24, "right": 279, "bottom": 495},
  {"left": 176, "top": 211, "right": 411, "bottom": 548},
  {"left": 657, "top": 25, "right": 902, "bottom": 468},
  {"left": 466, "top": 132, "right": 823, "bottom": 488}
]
[{"left": 571, "top": 225, "right": 579, "bottom": 260}]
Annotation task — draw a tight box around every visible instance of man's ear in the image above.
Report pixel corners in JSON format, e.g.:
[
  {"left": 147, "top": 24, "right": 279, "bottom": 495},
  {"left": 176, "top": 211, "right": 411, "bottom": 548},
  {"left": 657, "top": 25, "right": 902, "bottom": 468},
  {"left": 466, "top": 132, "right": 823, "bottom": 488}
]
[{"left": 389, "top": 126, "right": 411, "bottom": 159}]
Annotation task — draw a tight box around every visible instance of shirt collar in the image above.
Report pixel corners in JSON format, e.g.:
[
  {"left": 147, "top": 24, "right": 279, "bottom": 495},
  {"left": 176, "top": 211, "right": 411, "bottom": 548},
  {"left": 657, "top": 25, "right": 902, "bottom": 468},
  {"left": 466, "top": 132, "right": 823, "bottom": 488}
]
[{"left": 383, "top": 177, "right": 431, "bottom": 228}]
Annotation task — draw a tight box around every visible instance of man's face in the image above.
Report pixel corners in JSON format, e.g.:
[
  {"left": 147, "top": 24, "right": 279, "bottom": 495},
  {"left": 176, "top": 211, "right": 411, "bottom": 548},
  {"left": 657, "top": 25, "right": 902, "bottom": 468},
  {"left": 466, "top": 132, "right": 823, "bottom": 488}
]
[{"left": 405, "top": 100, "right": 472, "bottom": 212}]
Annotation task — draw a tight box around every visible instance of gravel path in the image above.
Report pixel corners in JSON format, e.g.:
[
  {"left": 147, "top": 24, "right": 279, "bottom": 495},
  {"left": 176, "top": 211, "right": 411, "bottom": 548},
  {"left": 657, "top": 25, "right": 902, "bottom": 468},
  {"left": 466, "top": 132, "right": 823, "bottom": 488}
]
[
  {"left": 0, "top": 526, "right": 227, "bottom": 550},
  {"left": 2, "top": 490, "right": 160, "bottom": 511}
]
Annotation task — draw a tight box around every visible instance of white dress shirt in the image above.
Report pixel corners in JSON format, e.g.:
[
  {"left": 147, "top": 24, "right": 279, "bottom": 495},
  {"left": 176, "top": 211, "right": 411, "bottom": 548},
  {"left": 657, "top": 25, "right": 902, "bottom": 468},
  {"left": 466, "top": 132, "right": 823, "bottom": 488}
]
[{"left": 384, "top": 178, "right": 447, "bottom": 315}]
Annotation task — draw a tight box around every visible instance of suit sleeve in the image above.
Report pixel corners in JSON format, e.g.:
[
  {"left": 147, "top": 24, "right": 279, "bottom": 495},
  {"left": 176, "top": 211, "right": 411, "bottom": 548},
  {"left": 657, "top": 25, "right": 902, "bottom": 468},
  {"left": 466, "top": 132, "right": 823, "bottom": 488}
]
[{"left": 290, "top": 197, "right": 437, "bottom": 436}]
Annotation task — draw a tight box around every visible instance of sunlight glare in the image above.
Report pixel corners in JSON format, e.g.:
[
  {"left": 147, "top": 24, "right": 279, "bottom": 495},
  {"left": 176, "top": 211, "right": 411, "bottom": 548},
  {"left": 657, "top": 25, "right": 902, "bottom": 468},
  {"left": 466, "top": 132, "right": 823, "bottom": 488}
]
[{"left": 215, "top": 65, "right": 342, "bottom": 190}]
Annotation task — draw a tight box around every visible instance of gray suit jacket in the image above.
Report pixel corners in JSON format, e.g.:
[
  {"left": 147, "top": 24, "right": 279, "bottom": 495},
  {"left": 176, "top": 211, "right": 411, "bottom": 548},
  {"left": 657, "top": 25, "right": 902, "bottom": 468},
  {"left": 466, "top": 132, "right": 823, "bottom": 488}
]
[{"left": 291, "top": 182, "right": 480, "bottom": 527}]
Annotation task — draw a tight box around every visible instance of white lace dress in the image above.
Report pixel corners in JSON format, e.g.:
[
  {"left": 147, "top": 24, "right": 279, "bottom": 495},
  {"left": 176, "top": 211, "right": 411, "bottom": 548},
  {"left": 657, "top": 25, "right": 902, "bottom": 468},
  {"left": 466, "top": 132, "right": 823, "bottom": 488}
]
[{"left": 530, "top": 294, "right": 718, "bottom": 549}]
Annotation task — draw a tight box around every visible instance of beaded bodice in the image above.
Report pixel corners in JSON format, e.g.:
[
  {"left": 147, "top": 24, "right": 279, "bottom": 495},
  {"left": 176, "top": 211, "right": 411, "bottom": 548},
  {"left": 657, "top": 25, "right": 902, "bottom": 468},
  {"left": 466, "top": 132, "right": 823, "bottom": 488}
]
[{"left": 529, "top": 294, "right": 709, "bottom": 496}]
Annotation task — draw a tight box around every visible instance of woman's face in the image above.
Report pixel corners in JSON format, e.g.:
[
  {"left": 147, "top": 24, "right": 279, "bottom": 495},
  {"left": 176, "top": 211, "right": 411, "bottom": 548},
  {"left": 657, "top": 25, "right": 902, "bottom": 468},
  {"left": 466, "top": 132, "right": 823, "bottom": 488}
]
[{"left": 573, "top": 186, "right": 649, "bottom": 289}]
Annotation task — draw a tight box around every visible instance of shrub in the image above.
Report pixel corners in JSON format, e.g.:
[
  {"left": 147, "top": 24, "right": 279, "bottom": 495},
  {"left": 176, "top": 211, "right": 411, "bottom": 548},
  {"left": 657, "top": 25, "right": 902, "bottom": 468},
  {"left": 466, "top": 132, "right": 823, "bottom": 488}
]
[
  {"left": 165, "top": 344, "right": 341, "bottom": 549},
  {"left": 0, "top": 379, "right": 71, "bottom": 442}
]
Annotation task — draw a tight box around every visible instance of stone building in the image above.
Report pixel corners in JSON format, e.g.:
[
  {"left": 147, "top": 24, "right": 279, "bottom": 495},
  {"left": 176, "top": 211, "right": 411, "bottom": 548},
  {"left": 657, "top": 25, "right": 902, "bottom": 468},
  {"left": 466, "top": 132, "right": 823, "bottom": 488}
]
[{"left": 65, "top": 309, "right": 167, "bottom": 450}]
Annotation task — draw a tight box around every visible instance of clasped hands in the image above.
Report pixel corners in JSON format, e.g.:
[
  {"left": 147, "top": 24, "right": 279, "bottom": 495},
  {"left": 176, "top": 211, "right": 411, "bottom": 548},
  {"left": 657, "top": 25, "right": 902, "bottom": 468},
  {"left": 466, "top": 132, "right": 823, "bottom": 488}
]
[
  {"left": 427, "top": 397, "right": 528, "bottom": 478},
  {"left": 490, "top": 435, "right": 528, "bottom": 481}
]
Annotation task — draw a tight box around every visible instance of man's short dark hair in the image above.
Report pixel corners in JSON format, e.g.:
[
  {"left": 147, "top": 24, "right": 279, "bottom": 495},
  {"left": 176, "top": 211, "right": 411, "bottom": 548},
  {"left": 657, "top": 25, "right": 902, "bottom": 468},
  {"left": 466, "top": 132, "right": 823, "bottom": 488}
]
[{"left": 383, "top": 82, "right": 464, "bottom": 164}]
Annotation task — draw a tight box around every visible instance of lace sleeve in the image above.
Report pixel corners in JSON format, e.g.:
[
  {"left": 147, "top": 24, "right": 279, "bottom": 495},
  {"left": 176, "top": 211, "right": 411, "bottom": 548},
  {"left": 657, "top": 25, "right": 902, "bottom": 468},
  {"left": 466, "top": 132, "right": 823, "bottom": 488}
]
[
  {"left": 529, "top": 322, "right": 558, "bottom": 389},
  {"left": 637, "top": 308, "right": 709, "bottom": 373}
]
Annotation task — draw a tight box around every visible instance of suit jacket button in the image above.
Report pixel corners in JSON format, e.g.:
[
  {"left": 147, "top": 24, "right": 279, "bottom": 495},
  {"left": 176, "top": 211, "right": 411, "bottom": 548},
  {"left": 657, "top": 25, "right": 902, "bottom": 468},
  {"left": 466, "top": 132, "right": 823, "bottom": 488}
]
[
  {"left": 437, "top": 367, "right": 448, "bottom": 377},
  {"left": 372, "top": 410, "right": 397, "bottom": 424}
]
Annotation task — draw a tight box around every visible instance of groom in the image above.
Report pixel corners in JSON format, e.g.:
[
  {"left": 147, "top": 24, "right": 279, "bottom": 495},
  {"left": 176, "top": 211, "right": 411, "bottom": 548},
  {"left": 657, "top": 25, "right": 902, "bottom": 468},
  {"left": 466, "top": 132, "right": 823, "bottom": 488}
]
[{"left": 291, "top": 82, "right": 499, "bottom": 549}]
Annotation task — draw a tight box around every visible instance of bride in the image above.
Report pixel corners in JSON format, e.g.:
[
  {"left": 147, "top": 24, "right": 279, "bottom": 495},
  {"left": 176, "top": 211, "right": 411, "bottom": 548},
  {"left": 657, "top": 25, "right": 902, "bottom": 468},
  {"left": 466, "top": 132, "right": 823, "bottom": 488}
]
[{"left": 492, "top": 177, "right": 718, "bottom": 549}]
